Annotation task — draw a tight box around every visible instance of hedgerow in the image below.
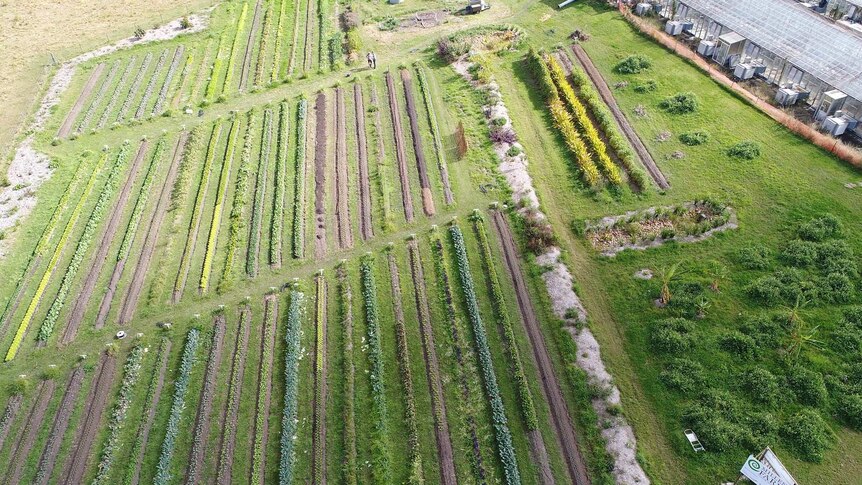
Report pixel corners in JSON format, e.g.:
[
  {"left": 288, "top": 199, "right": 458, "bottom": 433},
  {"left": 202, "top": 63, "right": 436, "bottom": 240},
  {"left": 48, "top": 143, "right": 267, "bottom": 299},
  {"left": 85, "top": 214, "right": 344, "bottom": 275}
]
[
  {"left": 37, "top": 142, "right": 132, "bottom": 343},
  {"left": 222, "top": 2, "right": 249, "bottom": 97},
  {"left": 279, "top": 289, "right": 304, "bottom": 485},
  {"left": 220, "top": 110, "right": 256, "bottom": 293},
  {"left": 449, "top": 223, "right": 521, "bottom": 485},
  {"left": 92, "top": 344, "right": 145, "bottom": 485},
  {"left": 292, "top": 97, "right": 308, "bottom": 259},
  {"left": 271, "top": 101, "right": 288, "bottom": 266},
  {"left": 117, "top": 136, "right": 167, "bottom": 261},
  {"left": 154, "top": 328, "right": 201, "bottom": 484},
  {"left": 414, "top": 62, "right": 454, "bottom": 204},
  {"left": 135, "top": 49, "right": 169, "bottom": 119},
  {"left": 248, "top": 108, "right": 273, "bottom": 277}
]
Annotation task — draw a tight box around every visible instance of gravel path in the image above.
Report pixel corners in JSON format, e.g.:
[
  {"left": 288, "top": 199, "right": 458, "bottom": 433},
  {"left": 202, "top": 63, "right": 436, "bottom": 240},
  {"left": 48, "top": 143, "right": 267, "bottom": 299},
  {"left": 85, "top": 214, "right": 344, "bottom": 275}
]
[
  {"left": 6, "top": 379, "right": 57, "bottom": 484},
  {"left": 33, "top": 366, "right": 86, "bottom": 485},
  {"left": 57, "top": 63, "right": 105, "bottom": 138},
  {"left": 400, "top": 69, "right": 435, "bottom": 217},
  {"left": 352, "top": 84, "right": 373, "bottom": 241},
  {"left": 215, "top": 307, "right": 251, "bottom": 485},
  {"left": 385, "top": 71, "right": 415, "bottom": 223},
  {"left": 334, "top": 87, "right": 353, "bottom": 250},
  {"left": 313, "top": 92, "right": 327, "bottom": 259}
]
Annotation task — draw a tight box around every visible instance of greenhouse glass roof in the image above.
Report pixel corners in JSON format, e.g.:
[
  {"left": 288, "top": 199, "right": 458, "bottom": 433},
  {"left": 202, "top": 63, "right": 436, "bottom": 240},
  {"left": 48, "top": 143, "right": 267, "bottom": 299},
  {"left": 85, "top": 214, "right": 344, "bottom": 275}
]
[{"left": 682, "top": 0, "right": 862, "bottom": 100}]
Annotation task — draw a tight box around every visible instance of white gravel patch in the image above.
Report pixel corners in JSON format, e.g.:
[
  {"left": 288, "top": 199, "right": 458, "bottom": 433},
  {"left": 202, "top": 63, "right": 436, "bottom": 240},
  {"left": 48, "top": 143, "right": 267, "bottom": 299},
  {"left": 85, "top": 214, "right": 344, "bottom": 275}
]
[
  {"left": 0, "top": 9, "right": 213, "bottom": 256},
  {"left": 455, "top": 53, "right": 650, "bottom": 484}
]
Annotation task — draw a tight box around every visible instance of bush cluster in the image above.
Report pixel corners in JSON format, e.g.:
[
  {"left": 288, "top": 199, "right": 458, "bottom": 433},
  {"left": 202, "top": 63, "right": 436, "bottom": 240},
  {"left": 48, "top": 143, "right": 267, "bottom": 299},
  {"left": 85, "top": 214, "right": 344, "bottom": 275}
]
[
  {"left": 727, "top": 140, "right": 761, "bottom": 160},
  {"left": 650, "top": 317, "right": 695, "bottom": 353},
  {"left": 737, "top": 244, "right": 772, "bottom": 270},
  {"left": 660, "top": 358, "right": 705, "bottom": 394},
  {"left": 679, "top": 130, "right": 710, "bottom": 146},
  {"left": 615, "top": 54, "right": 652, "bottom": 74},
  {"left": 659, "top": 92, "right": 699, "bottom": 114},
  {"left": 787, "top": 367, "right": 828, "bottom": 407},
  {"left": 798, "top": 214, "right": 843, "bottom": 241},
  {"left": 782, "top": 409, "right": 832, "bottom": 462},
  {"left": 718, "top": 331, "right": 756, "bottom": 359}
]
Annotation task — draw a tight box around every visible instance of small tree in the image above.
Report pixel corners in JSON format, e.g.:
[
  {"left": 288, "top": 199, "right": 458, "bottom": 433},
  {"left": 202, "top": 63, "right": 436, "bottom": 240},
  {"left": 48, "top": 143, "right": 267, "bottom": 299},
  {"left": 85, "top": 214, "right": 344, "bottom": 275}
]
[
  {"left": 657, "top": 261, "right": 686, "bottom": 305},
  {"left": 706, "top": 260, "right": 728, "bottom": 292},
  {"left": 180, "top": 16, "right": 192, "bottom": 30}
]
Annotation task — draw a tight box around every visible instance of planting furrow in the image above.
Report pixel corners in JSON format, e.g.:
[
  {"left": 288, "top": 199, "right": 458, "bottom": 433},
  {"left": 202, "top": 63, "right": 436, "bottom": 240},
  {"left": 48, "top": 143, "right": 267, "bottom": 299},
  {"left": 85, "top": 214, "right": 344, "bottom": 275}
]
[
  {"left": 220, "top": 111, "right": 257, "bottom": 292},
  {"left": 491, "top": 210, "right": 590, "bottom": 485},
  {"left": 186, "top": 315, "right": 227, "bottom": 484},
  {"left": 278, "top": 288, "right": 304, "bottom": 485},
  {"left": 135, "top": 49, "right": 169, "bottom": 120},
  {"left": 173, "top": 121, "right": 223, "bottom": 303},
  {"left": 250, "top": 295, "right": 278, "bottom": 484},
  {"left": 92, "top": 345, "right": 146, "bottom": 485},
  {"left": 401, "top": 69, "right": 436, "bottom": 216},
  {"left": 61, "top": 139, "right": 149, "bottom": 344},
  {"left": 118, "top": 132, "right": 187, "bottom": 324},
  {"left": 97, "top": 56, "right": 136, "bottom": 129},
  {"left": 58, "top": 62, "right": 105, "bottom": 138},
  {"left": 336, "top": 265, "right": 357, "bottom": 484},
  {"left": 75, "top": 60, "right": 120, "bottom": 135},
  {"left": 5, "top": 379, "right": 57, "bottom": 484},
  {"left": 302, "top": 0, "right": 315, "bottom": 72},
  {"left": 248, "top": 108, "right": 273, "bottom": 277},
  {"left": 32, "top": 366, "right": 85, "bottom": 485},
  {"left": 386, "top": 251, "right": 424, "bottom": 484},
  {"left": 369, "top": 83, "right": 393, "bottom": 231},
  {"left": 313, "top": 92, "right": 327, "bottom": 259},
  {"left": 414, "top": 63, "right": 454, "bottom": 205},
  {"left": 429, "top": 227, "right": 489, "bottom": 483},
  {"left": 239, "top": 0, "right": 263, "bottom": 93},
  {"left": 291, "top": 98, "right": 308, "bottom": 259},
  {"left": 271, "top": 102, "right": 288, "bottom": 268},
  {"left": 4, "top": 152, "right": 108, "bottom": 361},
  {"left": 0, "top": 393, "right": 23, "bottom": 450},
  {"left": 117, "top": 52, "right": 153, "bottom": 123},
  {"left": 407, "top": 239, "right": 457, "bottom": 485},
  {"left": 570, "top": 44, "right": 668, "bottom": 189},
  {"left": 153, "top": 45, "right": 186, "bottom": 116},
  {"left": 334, "top": 87, "right": 353, "bottom": 249},
  {"left": 312, "top": 273, "right": 328, "bottom": 484},
  {"left": 200, "top": 118, "right": 240, "bottom": 293},
  {"left": 155, "top": 328, "right": 201, "bottom": 485},
  {"left": 449, "top": 223, "right": 521, "bottom": 485},
  {"left": 352, "top": 83, "right": 373, "bottom": 240},
  {"left": 60, "top": 352, "right": 118, "bottom": 485},
  {"left": 384, "top": 71, "right": 415, "bottom": 223},
  {"left": 215, "top": 306, "right": 251, "bottom": 484},
  {"left": 123, "top": 337, "right": 171, "bottom": 485},
  {"left": 37, "top": 142, "right": 132, "bottom": 345}
]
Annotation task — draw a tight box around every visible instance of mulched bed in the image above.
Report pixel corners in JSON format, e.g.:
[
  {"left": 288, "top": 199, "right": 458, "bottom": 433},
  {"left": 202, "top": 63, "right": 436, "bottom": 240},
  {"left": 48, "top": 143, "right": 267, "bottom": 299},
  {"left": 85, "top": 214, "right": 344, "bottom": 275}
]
[
  {"left": 385, "top": 71, "right": 415, "bottom": 223},
  {"left": 334, "top": 87, "right": 353, "bottom": 250},
  {"left": 400, "top": 69, "right": 435, "bottom": 216}
]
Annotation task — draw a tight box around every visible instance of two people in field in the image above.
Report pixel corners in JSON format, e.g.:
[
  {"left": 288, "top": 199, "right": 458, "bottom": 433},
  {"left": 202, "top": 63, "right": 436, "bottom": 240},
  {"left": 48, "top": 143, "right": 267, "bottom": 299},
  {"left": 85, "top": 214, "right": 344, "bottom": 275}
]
[{"left": 367, "top": 52, "right": 377, "bottom": 69}]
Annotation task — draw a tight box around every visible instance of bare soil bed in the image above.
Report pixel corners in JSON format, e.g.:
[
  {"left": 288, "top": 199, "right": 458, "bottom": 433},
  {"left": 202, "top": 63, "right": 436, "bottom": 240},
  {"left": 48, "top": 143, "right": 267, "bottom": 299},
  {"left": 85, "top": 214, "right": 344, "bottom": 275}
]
[
  {"left": 215, "top": 306, "right": 251, "bottom": 484},
  {"left": 352, "top": 84, "right": 373, "bottom": 241},
  {"left": 33, "top": 366, "right": 86, "bottom": 485},
  {"left": 334, "top": 87, "right": 353, "bottom": 250},
  {"left": 314, "top": 92, "right": 327, "bottom": 259},
  {"left": 6, "top": 378, "right": 57, "bottom": 484},
  {"left": 0, "top": 393, "right": 23, "bottom": 450},
  {"left": 400, "top": 70, "right": 435, "bottom": 217},
  {"left": 385, "top": 71, "right": 415, "bottom": 223},
  {"left": 57, "top": 63, "right": 105, "bottom": 138}
]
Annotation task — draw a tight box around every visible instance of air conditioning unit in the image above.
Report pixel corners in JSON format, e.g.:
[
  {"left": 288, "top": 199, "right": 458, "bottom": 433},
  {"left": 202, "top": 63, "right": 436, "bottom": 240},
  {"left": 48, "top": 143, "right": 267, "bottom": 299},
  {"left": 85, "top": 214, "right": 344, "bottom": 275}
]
[
  {"left": 822, "top": 116, "right": 849, "bottom": 136},
  {"left": 733, "top": 63, "right": 756, "bottom": 80},
  {"left": 681, "top": 20, "right": 694, "bottom": 32},
  {"left": 816, "top": 90, "right": 848, "bottom": 121},
  {"left": 635, "top": 2, "right": 652, "bottom": 16},
  {"left": 697, "top": 40, "right": 716, "bottom": 57},
  {"left": 665, "top": 21, "right": 684, "bottom": 36},
  {"left": 775, "top": 88, "right": 799, "bottom": 106}
]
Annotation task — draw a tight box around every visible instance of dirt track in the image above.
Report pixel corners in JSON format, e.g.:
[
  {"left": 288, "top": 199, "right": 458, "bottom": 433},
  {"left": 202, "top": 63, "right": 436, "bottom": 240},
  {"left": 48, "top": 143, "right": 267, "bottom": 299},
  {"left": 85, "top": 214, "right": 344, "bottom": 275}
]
[
  {"left": 63, "top": 139, "right": 149, "bottom": 342},
  {"left": 400, "top": 70, "right": 435, "bottom": 217},
  {"left": 334, "top": 88, "right": 353, "bottom": 250},
  {"left": 187, "top": 315, "right": 227, "bottom": 484},
  {"left": 385, "top": 71, "right": 415, "bottom": 223},
  {"left": 313, "top": 92, "right": 327, "bottom": 259},
  {"left": 240, "top": 0, "right": 264, "bottom": 92},
  {"left": 33, "top": 366, "right": 85, "bottom": 485},
  {"left": 352, "top": 84, "right": 373, "bottom": 241},
  {"left": 215, "top": 307, "right": 251, "bottom": 484},
  {"left": 312, "top": 276, "right": 328, "bottom": 485},
  {"left": 57, "top": 62, "right": 105, "bottom": 138},
  {"left": 61, "top": 353, "right": 118, "bottom": 485},
  {"left": 491, "top": 210, "right": 591, "bottom": 485},
  {"left": 6, "top": 379, "right": 56, "bottom": 484},
  {"left": 129, "top": 339, "right": 172, "bottom": 485},
  {"left": 118, "top": 133, "right": 187, "bottom": 325},
  {"left": 408, "top": 241, "right": 457, "bottom": 485},
  {"left": 570, "top": 44, "right": 668, "bottom": 190}
]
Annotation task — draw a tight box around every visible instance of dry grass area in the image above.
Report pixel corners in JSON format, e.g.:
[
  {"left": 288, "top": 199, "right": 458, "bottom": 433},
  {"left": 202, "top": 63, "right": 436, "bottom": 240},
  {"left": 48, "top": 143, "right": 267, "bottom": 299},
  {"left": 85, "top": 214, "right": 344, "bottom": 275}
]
[{"left": 0, "top": 0, "right": 215, "bottom": 161}]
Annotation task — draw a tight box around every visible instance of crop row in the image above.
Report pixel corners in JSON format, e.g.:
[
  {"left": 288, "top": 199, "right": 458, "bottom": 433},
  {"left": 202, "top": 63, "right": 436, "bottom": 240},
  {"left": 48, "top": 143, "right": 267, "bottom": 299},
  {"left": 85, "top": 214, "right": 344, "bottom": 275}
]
[
  {"left": 4, "top": 152, "right": 108, "bottom": 361},
  {"left": 248, "top": 107, "right": 273, "bottom": 277},
  {"left": 201, "top": 117, "right": 240, "bottom": 292},
  {"left": 76, "top": 60, "right": 120, "bottom": 134},
  {"left": 271, "top": 101, "right": 288, "bottom": 267},
  {"left": 117, "top": 52, "right": 153, "bottom": 123},
  {"left": 279, "top": 289, "right": 304, "bottom": 485},
  {"left": 251, "top": 297, "right": 278, "bottom": 484},
  {"left": 528, "top": 49, "right": 601, "bottom": 188},
  {"left": 152, "top": 45, "right": 185, "bottom": 116},
  {"left": 254, "top": 0, "right": 274, "bottom": 89},
  {"left": 37, "top": 141, "right": 132, "bottom": 343},
  {"left": 216, "top": 306, "right": 250, "bottom": 484},
  {"left": 414, "top": 62, "right": 454, "bottom": 205},
  {"left": 154, "top": 327, "right": 201, "bottom": 485},
  {"left": 292, "top": 97, "right": 308, "bottom": 259},
  {"left": 169, "top": 125, "right": 204, "bottom": 212},
  {"left": 223, "top": 2, "right": 249, "bottom": 99},
  {"left": 205, "top": 34, "right": 228, "bottom": 105},
  {"left": 220, "top": 110, "right": 257, "bottom": 292},
  {"left": 449, "top": 223, "right": 522, "bottom": 485},
  {"left": 170, "top": 50, "right": 196, "bottom": 110},
  {"left": 96, "top": 57, "right": 136, "bottom": 129},
  {"left": 134, "top": 49, "right": 169, "bottom": 120},
  {"left": 187, "top": 315, "right": 226, "bottom": 482},
  {"left": 92, "top": 344, "right": 145, "bottom": 485},
  {"left": 336, "top": 264, "right": 358, "bottom": 485},
  {"left": 270, "top": 0, "right": 290, "bottom": 83},
  {"left": 312, "top": 273, "right": 327, "bottom": 484},
  {"left": 117, "top": 136, "right": 166, "bottom": 261}
]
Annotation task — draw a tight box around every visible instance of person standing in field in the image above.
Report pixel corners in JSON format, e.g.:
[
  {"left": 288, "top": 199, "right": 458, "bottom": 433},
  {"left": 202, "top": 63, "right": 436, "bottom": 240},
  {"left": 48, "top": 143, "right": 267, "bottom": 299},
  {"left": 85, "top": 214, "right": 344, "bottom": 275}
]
[
  {"left": 367, "top": 52, "right": 374, "bottom": 69},
  {"left": 371, "top": 52, "right": 377, "bottom": 69}
]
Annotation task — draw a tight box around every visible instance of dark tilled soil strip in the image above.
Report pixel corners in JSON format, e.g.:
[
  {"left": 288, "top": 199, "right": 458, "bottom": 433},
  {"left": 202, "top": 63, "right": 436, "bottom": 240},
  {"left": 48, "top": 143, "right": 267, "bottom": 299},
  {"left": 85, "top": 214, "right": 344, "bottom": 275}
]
[
  {"left": 491, "top": 210, "right": 591, "bottom": 485},
  {"left": 314, "top": 92, "right": 327, "bottom": 259},
  {"left": 407, "top": 241, "right": 457, "bottom": 485},
  {"left": 58, "top": 63, "right": 106, "bottom": 138},
  {"left": 0, "top": 393, "right": 23, "bottom": 451},
  {"left": 5, "top": 379, "right": 56, "bottom": 484},
  {"left": 186, "top": 315, "right": 227, "bottom": 484},
  {"left": 400, "top": 70, "right": 435, "bottom": 217},
  {"left": 117, "top": 133, "right": 187, "bottom": 325},
  {"left": 384, "top": 71, "right": 415, "bottom": 223},
  {"left": 352, "top": 84, "right": 373, "bottom": 241},
  {"left": 311, "top": 276, "right": 328, "bottom": 485},
  {"left": 570, "top": 44, "right": 669, "bottom": 189},
  {"left": 63, "top": 140, "right": 150, "bottom": 343},
  {"left": 129, "top": 339, "right": 172, "bottom": 485},
  {"left": 239, "top": 0, "right": 264, "bottom": 92},
  {"left": 249, "top": 296, "right": 278, "bottom": 483},
  {"left": 33, "top": 366, "right": 86, "bottom": 485},
  {"left": 214, "top": 307, "right": 251, "bottom": 485},
  {"left": 334, "top": 88, "right": 353, "bottom": 250},
  {"left": 60, "top": 353, "right": 118, "bottom": 485}
]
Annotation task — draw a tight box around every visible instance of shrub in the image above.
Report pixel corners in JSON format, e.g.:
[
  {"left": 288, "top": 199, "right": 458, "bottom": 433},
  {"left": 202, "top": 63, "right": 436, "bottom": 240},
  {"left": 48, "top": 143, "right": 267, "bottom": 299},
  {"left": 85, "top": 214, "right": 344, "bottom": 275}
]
[
  {"left": 682, "top": 390, "right": 749, "bottom": 451},
  {"left": 737, "top": 245, "right": 771, "bottom": 270},
  {"left": 489, "top": 126, "right": 517, "bottom": 144},
  {"left": 747, "top": 276, "right": 783, "bottom": 305},
  {"left": 820, "top": 272, "right": 854, "bottom": 304},
  {"left": 522, "top": 208, "right": 556, "bottom": 254},
  {"left": 726, "top": 140, "right": 761, "bottom": 160},
  {"left": 844, "top": 307, "right": 862, "bottom": 328},
  {"left": 839, "top": 394, "right": 862, "bottom": 430},
  {"left": 782, "top": 409, "right": 832, "bottom": 462},
  {"left": 786, "top": 367, "right": 828, "bottom": 407},
  {"left": 718, "top": 331, "right": 756, "bottom": 359},
  {"left": 379, "top": 16, "right": 398, "bottom": 31},
  {"left": 660, "top": 358, "right": 704, "bottom": 394},
  {"left": 741, "top": 314, "right": 788, "bottom": 349},
  {"left": 615, "top": 54, "right": 652, "bottom": 74},
  {"left": 633, "top": 79, "right": 657, "bottom": 93},
  {"left": 506, "top": 145, "right": 522, "bottom": 157},
  {"left": 780, "top": 240, "right": 818, "bottom": 267},
  {"left": 650, "top": 318, "right": 694, "bottom": 353},
  {"left": 740, "top": 368, "right": 780, "bottom": 405},
  {"left": 679, "top": 130, "right": 710, "bottom": 146},
  {"left": 659, "top": 92, "right": 699, "bottom": 114},
  {"left": 798, "top": 214, "right": 843, "bottom": 241},
  {"left": 831, "top": 324, "right": 862, "bottom": 355}
]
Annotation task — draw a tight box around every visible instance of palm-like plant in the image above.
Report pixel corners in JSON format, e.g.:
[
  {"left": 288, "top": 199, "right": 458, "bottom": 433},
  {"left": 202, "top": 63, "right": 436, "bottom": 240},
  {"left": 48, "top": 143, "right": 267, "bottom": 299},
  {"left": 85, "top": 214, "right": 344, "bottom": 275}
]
[
  {"left": 782, "top": 298, "right": 823, "bottom": 360},
  {"left": 657, "top": 261, "right": 686, "bottom": 305},
  {"left": 706, "top": 260, "right": 729, "bottom": 292}
]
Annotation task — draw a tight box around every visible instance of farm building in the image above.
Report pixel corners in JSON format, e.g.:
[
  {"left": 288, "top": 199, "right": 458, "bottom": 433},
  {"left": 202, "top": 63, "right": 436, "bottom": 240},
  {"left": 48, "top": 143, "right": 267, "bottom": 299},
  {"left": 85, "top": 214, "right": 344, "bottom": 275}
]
[{"left": 639, "top": 0, "right": 862, "bottom": 138}]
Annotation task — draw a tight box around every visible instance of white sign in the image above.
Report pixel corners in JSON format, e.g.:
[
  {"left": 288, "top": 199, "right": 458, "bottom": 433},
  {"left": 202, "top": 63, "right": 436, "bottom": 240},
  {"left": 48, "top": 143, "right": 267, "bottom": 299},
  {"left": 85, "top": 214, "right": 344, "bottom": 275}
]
[{"left": 740, "top": 455, "right": 793, "bottom": 485}]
